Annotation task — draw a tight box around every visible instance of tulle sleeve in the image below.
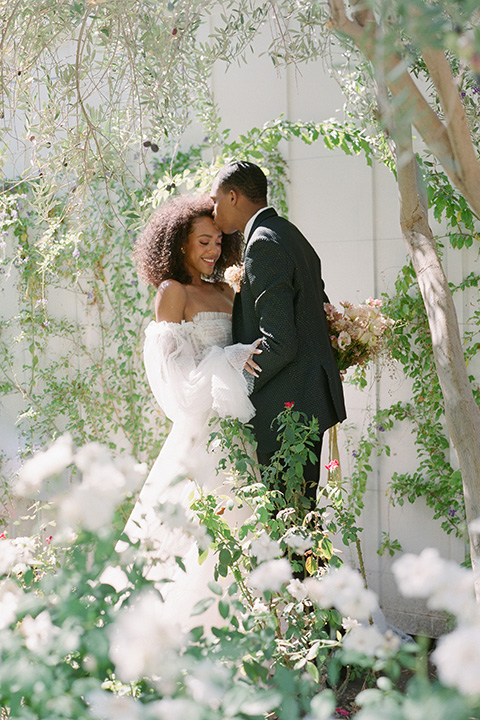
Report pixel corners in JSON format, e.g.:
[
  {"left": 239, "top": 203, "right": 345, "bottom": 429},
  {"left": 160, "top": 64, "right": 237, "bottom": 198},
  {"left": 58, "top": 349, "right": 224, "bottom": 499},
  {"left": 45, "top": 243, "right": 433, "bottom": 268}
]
[{"left": 143, "top": 321, "right": 257, "bottom": 423}]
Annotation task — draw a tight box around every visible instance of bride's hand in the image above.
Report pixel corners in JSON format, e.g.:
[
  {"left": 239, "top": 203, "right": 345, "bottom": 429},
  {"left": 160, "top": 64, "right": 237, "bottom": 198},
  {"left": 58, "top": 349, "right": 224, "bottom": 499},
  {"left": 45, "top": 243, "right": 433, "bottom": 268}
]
[{"left": 244, "top": 339, "right": 262, "bottom": 377}]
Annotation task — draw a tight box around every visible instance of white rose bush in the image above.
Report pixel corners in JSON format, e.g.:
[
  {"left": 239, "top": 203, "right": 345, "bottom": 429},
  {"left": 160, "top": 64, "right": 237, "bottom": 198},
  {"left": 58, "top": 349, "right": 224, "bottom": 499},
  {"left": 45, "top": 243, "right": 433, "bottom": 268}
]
[{"left": 1, "top": 417, "right": 480, "bottom": 719}]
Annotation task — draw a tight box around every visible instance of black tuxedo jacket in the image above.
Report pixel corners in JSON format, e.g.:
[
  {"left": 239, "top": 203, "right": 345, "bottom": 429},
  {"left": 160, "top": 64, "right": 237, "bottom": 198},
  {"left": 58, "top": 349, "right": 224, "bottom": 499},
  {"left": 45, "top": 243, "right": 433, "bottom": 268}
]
[{"left": 232, "top": 208, "right": 346, "bottom": 453}]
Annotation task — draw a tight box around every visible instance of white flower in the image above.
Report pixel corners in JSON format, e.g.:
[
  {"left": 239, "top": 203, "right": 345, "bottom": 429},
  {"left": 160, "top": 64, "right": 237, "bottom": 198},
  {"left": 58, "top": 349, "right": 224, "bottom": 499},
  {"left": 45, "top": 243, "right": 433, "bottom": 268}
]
[
  {"left": 284, "top": 533, "right": 312, "bottom": 554},
  {"left": 342, "top": 616, "right": 360, "bottom": 632},
  {"left": 392, "top": 548, "right": 447, "bottom": 598},
  {"left": 393, "top": 548, "right": 476, "bottom": 622},
  {"left": 357, "top": 329, "right": 374, "bottom": 346},
  {"left": 251, "top": 598, "right": 270, "bottom": 614},
  {"left": 74, "top": 442, "right": 111, "bottom": 473},
  {"left": 286, "top": 578, "right": 308, "bottom": 602},
  {"left": 83, "top": 460, "right": 127, "bottom": 495},
  {"left": 75, "top": 443, "right": 146, "bottom": 496},
  {"left": 0, "top": 539, "right": 22, "bottom": 576},
  {"left": 189, "top": 522, "right": 212, "bottom": 552},
  {"left": 185, "top": 659, "right": 231, "bottom": 710},
  {"left": 123, "top": 500, "right": 208, "bottom": 572},
  {"left": 0, "top": 536, "right": 38, "bottom": 575},
  {"left": 304, "top": 565, "right": 377, "bottom": 621},
  {"left": 336, "top": 586, "right": 378, "bottom": 622},
  {"left": 148, "top": 698, "right": 203, "bottom": 720},
  {"left": 109, "top": 589, "right": 184, "bottom": 684},
  {"left": 87, "top": 689, "right": 145, "bottom": 720},
  {"left": 59, "top": 483, "right": 119, "bottom": 533},
  {"left": 249, "top": 532, "right": 282, "bottom": 562},
  {"left": 99, "top": 565, "right": 131, "bottom": 593},
  {"left": 0, "top": 580, "right": 23, "bottom": 629},
  {"left": 433, "top": 626, "right": 480, "bottom": 696},
  {"left": 305, "top": 690, "right": 336, "bottom": 720},
  {"left": 337, "top": 331, "right": 352, "bottom": 350},
  {"left": 376, "top": 629, "right": 402, "bottom": 657},
  {"left": 342, "top": 624, "right": 385, "bottom": 657},
  {"left": 248, "top": 558, "right": 293, "bottom": 593},
  {"left": 345, "top": 304, "right": 370, "bottom": 323},
  {"left": 427, "top": 565, "right": 476, "bottom": 622},
  {"left": 15, "top": 434, "right": 73, "bottom": 496},
  {"left": 20, "top": 610, "right": 58, "bottom": 654},
  {"left": 113, "top": 455, "right": 148, "bottom": 494}
]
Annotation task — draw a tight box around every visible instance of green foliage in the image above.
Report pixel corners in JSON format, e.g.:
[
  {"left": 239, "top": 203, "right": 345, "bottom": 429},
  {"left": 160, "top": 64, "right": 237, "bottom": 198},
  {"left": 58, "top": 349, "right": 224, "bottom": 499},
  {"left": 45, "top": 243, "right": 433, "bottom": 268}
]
[
  {"left": 207, "top": 408, "right": 342, "bottom": 578},
  {"left": 378, "top": 532, "right": 404, "bottom": 558}
]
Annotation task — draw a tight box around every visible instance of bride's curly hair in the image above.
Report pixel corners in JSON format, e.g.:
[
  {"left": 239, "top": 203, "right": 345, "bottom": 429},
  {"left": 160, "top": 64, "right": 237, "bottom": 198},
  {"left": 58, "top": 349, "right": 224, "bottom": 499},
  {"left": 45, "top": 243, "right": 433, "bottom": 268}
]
[{"left": 134, "top": 194, "right": 243, "bottom": 288}]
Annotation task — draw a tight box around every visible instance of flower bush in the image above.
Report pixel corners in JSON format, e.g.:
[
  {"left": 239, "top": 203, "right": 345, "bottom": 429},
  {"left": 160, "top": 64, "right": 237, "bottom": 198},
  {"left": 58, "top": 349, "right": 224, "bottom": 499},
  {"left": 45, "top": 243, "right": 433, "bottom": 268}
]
[{"left": 1, "top": 410, "right": 480, "bottom": 719}]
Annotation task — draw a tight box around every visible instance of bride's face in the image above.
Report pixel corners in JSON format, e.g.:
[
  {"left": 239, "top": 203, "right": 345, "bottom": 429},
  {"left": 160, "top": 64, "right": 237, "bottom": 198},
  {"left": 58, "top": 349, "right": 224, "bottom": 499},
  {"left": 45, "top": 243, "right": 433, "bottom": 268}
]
[{"left": 183, "top": 216, "right": 223, "bottom": 278}]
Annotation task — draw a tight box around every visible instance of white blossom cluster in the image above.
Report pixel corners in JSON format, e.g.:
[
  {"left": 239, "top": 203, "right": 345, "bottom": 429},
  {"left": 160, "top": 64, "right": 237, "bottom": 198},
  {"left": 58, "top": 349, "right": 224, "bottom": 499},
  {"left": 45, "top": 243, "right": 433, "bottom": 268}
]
[
  {"left": 301, "top": 565, "right": 402, "bottom": 658},
  {"left": 304, "top": 565, "right": 378, "bottom": 623},
  {"left": 393, "top": 546, "right": 480, "bottom": 696},
  {"left": 0, "top": 536, "right": 37, "bottom": 575},
  {"left": 108, "top": 589, "right": 184, "bottom": 690},
  {"left": 247, "top": 531, "right": 293, "bottom": 593},
  {"left": 13, "top": 434, "right": 147, "bottom": 542}
]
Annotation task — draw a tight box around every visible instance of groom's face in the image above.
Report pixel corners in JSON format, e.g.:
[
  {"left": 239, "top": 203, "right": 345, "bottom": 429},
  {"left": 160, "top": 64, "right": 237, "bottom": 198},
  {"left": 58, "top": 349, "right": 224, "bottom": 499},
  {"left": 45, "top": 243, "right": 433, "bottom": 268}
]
[{"left": 210, "top": 180, "right": 238, "bottom": 235}]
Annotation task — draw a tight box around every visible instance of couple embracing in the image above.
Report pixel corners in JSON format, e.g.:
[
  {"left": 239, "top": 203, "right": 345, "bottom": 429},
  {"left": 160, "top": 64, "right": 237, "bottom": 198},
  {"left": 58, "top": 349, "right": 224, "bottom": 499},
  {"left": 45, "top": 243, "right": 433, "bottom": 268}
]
[{"left": 125, "top": 161, "right": 346, "bottom": 627}]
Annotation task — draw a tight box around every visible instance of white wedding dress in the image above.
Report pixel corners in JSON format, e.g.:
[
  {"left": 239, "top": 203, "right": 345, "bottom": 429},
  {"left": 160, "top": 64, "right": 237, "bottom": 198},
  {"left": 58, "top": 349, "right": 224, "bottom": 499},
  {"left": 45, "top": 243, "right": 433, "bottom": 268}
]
[{"left": 122, "top": 311, "right": 257, "bottom": 630}]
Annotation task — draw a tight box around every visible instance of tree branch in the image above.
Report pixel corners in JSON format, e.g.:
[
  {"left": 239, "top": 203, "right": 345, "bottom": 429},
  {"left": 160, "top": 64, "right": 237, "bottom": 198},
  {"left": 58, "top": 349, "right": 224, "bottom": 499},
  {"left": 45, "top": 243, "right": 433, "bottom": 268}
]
[{"left": 422, "top": 47, "right": 480, "bottom": 206}]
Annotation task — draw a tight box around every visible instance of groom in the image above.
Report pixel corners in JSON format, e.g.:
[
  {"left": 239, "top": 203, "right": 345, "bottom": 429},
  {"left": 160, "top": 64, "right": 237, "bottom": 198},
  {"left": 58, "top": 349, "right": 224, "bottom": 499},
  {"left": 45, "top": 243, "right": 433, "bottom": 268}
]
[{"left": 211, "top": 161, "right": 346, "bottom": 505}]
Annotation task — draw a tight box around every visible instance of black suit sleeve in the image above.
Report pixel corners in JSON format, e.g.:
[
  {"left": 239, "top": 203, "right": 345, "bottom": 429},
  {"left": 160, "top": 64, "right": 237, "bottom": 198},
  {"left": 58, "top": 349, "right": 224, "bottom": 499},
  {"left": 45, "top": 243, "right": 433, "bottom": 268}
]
[{"left": 245, "top": 234, "right": 298, "bottom": 392}]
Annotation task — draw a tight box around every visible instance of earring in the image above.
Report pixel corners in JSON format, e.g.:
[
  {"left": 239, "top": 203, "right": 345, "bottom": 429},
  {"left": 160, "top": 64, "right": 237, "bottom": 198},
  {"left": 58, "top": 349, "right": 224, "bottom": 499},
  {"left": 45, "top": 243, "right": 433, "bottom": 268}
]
[{"left": 181, "top": 247, "right": 186, "bottom": 255}]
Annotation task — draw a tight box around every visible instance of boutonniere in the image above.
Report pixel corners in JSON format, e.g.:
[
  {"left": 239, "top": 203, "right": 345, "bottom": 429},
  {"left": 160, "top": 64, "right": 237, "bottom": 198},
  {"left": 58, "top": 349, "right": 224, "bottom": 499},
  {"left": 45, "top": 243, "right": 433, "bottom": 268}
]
[{"left": 224, "top": 263, "right": 244, "bottom": 293}]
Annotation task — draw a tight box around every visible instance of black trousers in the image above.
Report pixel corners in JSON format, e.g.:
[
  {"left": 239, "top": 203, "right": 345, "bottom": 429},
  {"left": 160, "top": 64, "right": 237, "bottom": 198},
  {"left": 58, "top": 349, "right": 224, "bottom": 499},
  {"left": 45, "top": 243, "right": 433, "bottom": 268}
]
[{"left": 256, "top": 435, "right": 324, "bottom": 508}]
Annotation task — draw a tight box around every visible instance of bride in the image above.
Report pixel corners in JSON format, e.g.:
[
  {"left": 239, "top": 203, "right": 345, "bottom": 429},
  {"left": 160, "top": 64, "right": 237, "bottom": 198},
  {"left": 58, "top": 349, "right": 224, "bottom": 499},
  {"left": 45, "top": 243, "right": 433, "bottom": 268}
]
[{"left": 122, "top": 194, "right": 261, "bottom": 629}]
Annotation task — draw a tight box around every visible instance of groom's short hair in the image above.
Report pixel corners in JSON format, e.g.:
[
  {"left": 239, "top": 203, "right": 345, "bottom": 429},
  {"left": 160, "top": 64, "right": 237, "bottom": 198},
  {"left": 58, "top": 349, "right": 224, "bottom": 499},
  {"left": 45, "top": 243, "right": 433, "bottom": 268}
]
[{"left": 216, "top": 161, "right": 268, "bottom": 204}]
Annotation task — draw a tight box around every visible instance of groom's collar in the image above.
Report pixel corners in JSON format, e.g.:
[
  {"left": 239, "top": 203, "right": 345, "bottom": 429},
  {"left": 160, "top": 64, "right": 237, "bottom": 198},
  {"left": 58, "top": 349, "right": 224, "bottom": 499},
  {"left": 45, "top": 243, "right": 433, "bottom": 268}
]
[{"left": 244, "top": 206, "right": 276, "bottom": 241}]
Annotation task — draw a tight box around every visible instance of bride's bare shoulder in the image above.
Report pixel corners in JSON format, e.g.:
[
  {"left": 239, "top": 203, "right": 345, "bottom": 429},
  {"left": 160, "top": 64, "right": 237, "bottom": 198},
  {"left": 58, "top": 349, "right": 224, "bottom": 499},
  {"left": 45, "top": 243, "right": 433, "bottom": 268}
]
[
  {"left": 155, "top": 280, "right": 187, "bottom": 323},
  {"left": 215, "top": 281, "right": 235, "bottom": 302}
]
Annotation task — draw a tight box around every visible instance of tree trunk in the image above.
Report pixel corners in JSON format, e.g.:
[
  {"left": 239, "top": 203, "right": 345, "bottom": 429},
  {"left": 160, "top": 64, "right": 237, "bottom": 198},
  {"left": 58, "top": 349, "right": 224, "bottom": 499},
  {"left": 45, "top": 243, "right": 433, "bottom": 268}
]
[{"left": 396, "top": 138, "right": 480, "bottom": 597}]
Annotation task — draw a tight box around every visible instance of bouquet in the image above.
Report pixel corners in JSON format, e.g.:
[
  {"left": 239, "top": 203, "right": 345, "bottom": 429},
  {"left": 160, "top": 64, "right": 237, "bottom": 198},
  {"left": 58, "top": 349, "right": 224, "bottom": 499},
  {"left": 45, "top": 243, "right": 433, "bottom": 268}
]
[{"left": 324, "top": 298, "right": 394, "bottom": 373}]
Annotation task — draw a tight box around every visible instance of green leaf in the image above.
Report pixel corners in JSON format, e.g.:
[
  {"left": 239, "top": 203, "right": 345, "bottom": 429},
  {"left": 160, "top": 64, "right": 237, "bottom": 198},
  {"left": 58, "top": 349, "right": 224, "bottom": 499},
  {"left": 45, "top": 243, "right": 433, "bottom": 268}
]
[
  {"left": 218, "top": 599, "right": 230, "bottom": 618},
  {"left": 207, "top": 580, "right": 223, "bottom": 596},
  {"left": 306, "top": 661, "right": 319, "bottom": 682},
  {"left": 191, "top": 596, "right": 215, "bottom": 615}
]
